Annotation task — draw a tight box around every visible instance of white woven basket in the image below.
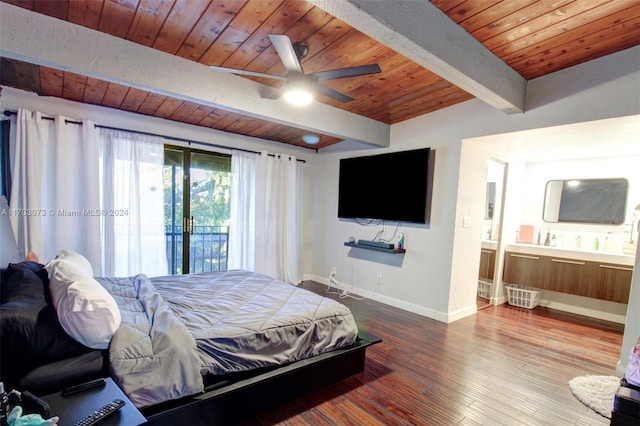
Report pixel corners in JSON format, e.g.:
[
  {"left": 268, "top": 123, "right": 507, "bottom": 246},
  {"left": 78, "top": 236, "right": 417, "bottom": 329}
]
[
  {"left": 477, "top": 279, "right": 493, "bottom": 299},
  {"left": 505, "top": 284, "right": 542, "bottom": 309}
]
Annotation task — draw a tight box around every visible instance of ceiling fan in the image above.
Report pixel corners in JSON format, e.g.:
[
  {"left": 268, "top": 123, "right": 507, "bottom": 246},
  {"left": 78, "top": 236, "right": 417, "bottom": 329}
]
[{"left": 209, "top": 34, "right": 382, "bottom": 105}]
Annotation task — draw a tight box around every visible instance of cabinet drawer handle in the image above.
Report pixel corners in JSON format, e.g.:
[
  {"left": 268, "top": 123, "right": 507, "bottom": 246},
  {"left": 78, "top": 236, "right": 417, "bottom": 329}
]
[
  {"left": 510, "top": 254, "right": 540, "bottom": 260},
  {"left": 551, "top": 259, "right": 585, "bottom": 265},
  {"left": 481, "top": 250, "right": 493, "bottom": 254},
  {"left": 599, "top": 264, "right": 633, "bottom": 271}
]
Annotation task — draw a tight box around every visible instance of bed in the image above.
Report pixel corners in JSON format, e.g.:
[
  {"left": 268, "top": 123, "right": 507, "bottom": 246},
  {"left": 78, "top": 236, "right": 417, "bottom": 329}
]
[
  {"left": 95, "top": 268, "right": 362, "bottom": 408},
  {"left": 0, "top": 203, "right": 380, "bottom": 423}
]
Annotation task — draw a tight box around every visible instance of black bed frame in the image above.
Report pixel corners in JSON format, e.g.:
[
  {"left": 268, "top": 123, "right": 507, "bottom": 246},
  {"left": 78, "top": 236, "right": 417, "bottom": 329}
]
[{"left": 142, "top": 330, "right": 381, "bottom": 425}]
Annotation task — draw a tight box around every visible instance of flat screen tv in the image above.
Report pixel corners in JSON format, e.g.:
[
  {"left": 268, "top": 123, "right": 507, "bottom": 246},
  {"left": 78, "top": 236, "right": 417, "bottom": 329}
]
[{"left": 337, "top": 148, "right": 434, "bottom": 224}]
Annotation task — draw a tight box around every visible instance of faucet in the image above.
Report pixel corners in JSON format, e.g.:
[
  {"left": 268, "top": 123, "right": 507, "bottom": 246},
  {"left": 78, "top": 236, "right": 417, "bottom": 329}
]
[{"left": 625, "top": 213, "right": 638, "bottom": 244}]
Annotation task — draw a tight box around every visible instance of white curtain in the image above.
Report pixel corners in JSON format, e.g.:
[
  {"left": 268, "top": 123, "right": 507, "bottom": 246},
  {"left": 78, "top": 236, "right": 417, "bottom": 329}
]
[
  {"left": 228, "top": 150, "right": 256, "bottom": 271},
  {"left": 99, "top": 129, "right": 167, "bottom": 277},
  {"left": 10, "top": 108, "right": 102, "bottom": 268},
  {"left": 9, "top": 108, "right": 167, "bottom": 277},
  {"left": 229, "top": 150, "right": 302, "bottom": 283}
]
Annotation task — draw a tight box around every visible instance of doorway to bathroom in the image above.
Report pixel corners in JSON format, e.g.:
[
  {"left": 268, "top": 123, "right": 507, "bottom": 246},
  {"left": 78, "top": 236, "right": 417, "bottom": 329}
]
[{"left": 478, "top": 159, "right": 506, "bottom": 310}]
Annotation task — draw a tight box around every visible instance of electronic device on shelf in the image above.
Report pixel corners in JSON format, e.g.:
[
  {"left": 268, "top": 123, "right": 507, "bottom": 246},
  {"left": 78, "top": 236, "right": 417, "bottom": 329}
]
[{"left": 357, "top": 240, "right": 394, "bottom": 249}]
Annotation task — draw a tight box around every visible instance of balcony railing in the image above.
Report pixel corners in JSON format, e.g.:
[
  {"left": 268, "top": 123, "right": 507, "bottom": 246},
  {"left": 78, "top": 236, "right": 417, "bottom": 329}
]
[{"left": 165, "top": 225, "right": 229, "bottom": 275}]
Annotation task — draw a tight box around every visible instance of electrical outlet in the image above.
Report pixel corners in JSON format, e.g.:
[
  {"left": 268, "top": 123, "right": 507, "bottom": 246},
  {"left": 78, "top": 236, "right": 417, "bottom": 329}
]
[
  {"left": 330, "top": 266, "right": 337, "bottom": 276},
  {"left": 377, "top": 274, "right": 383, "bottom": 284}
]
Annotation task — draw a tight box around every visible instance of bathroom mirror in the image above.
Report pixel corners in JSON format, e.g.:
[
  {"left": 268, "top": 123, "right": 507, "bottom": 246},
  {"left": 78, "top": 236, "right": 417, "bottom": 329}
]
[
  {"left": 485, "top": 182, "right": 496, "bottom": 219},
  {"left": 543, "top": 178, "right": 628, "bottom": 225}
]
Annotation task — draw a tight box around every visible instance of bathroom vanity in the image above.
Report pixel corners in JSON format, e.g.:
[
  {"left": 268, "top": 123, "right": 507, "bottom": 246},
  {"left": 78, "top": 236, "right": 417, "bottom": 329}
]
[
  {"left": 479, "top": 241, "right": 497, "bottom": 280},
  {"left": 503, "top": 244, "right": 634, "bottom": 303}
]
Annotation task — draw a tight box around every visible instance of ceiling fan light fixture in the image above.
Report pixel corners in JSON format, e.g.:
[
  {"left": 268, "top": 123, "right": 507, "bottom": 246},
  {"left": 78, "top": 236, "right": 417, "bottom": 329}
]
[
  {"left": 302, "top": 134, "right": 320, "bottom": 144},
  {"left": 283, "top": 75, "right": 313, "bottom": 106},
  {"left": 284, "top": 89, "right": 313, "bottom": 106}
]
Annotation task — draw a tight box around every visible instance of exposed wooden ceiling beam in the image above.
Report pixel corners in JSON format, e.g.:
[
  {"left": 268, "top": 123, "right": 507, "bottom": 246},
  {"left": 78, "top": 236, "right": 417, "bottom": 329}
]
[
  {"left": 309, "top": 0, "right": 527, "bottom": 114},
  {"left": 0, "top": 2, "right": 390, "bottom": 148}
]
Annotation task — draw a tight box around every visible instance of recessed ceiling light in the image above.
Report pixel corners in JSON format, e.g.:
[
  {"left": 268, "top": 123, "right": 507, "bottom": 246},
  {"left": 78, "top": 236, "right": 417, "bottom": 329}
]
[{"left": 302, "top": 134, "right": 320, "bottom": 144}]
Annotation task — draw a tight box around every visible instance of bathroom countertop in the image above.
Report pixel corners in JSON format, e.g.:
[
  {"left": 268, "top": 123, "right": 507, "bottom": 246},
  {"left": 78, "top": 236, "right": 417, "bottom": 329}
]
[
  {"left": 505, "top": 243, "right": 635, "bottom": 266},
  {"left": 481, "top": 240, "right": 497, "bottom": 250}
]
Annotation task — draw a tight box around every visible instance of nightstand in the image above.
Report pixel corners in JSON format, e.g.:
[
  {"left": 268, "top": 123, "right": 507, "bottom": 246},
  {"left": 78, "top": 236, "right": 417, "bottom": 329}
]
[
  {"left": 41, "top": 378, "right": 146, "bottom": 426},
  {"left": 611, "top": 385, "right": 640, "bottom": 426}
]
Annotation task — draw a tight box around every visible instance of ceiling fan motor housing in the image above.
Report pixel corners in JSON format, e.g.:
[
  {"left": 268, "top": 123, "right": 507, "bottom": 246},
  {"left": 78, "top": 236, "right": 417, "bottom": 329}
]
[{"left": 293, "top": 41, "right": 309, "bottom": 60}]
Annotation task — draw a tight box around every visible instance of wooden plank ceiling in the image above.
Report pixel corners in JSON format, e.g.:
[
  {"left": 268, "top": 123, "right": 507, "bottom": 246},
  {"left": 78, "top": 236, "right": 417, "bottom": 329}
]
[{"left": 1, "top": 0, "right": 639, "bottom": 150}]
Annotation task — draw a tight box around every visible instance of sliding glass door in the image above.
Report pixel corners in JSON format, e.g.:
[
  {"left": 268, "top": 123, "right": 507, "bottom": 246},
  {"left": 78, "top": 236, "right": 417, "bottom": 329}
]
[{"left": 164, "top": 146, "right": 231, "bottom": 274}]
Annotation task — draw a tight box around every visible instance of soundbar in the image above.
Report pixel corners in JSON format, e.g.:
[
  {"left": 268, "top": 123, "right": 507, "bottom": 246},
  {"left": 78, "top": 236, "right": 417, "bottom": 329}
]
[{"left": 357, "top": 239, "right": 394, "bottom": 249}]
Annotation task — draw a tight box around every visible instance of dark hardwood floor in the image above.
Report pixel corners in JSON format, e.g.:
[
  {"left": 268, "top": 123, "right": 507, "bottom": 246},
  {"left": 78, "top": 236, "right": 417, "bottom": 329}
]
[{"left": 245, "top": 281, "right": 624, "bottom": 426}]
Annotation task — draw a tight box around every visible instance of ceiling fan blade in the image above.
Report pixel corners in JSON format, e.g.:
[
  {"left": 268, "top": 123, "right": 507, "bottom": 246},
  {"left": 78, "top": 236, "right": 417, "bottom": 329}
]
[
  {"left": 313, "top": 83, "right": 353, "bottom": 103},
  {"left": 312, "top": 64, "right": 382, "bottom": 81},
  {"left": 268, "top": 34, "right": 303, "bottom": 73},
  {"left": 209, "top": 66, "right": 286, "bottom": 81}
]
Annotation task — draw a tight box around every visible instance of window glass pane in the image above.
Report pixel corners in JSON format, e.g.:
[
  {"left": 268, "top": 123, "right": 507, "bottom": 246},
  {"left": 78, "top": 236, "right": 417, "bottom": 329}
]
[
  {"left": 189, "top": 151, "right": 230, "bottom": 273},
  {"left": 164, "top": 147, "right": 184, "bottom": 274},
  {"left": 163, "top": 147, "right": 230, "bottom": 275}
]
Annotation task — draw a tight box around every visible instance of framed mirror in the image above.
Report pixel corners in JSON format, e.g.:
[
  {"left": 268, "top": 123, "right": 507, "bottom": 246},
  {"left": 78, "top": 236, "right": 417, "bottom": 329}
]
[{"left": 543, "top": 178, "right": 628, "bottom": 225}]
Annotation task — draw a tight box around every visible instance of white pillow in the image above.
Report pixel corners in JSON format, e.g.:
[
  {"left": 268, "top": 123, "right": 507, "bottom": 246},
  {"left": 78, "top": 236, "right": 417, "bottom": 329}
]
[
  {"left": 51, "top": 248, "right": 94, "bottom": 276},
  {"left": 46, "top": 251, "right": 121, "bottom": 349}
]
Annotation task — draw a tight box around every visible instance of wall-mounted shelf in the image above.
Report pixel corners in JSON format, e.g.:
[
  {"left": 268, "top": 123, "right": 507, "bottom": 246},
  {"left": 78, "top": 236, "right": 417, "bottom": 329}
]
[{"left": 344, "top": 242, "right": 406, "bottom": 254}]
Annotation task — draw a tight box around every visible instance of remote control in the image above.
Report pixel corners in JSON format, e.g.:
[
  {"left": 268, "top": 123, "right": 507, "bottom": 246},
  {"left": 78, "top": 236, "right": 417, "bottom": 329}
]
[
  {"left": 73, "top": 399, "right": 125, "bottom": 426},
  {"left": 62, "top": 379, "right": 106, "bottom": 396}
]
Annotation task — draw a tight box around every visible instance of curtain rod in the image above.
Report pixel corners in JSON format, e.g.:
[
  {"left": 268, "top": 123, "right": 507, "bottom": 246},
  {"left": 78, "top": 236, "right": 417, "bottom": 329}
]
[{"left": 2, "top": 110, "right": 305, "bottom": 163}]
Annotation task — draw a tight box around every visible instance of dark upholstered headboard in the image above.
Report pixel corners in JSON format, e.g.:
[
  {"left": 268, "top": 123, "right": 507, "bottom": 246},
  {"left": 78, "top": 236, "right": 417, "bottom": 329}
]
[{"left": 0, "top": 199, "right": 106, "bottom": 393}]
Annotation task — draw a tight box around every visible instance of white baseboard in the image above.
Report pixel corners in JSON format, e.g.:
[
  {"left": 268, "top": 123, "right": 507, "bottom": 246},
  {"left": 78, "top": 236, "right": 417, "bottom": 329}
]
[
  {"left": 307, "top": 274, "right": 476, "bottom": 324},
  {"left": 538, "top": 298, "right": 627, "bottom": 324},
  {"left": 492, "top": 293, "right": 626, "bottom": 324}
]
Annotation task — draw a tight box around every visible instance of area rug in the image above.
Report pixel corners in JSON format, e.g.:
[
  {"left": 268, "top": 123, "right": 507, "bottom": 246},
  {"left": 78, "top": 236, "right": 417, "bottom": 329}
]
[{"left": 569, "top": 375, "right": 620, "bottom": 418}]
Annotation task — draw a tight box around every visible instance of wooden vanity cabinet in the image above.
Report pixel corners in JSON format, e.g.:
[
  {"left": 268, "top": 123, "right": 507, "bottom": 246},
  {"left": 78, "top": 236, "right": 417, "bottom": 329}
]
[
  {"left": 503, "top": 250, "right": 632, "bottom": 303},
  {"left": 479, "top": 249, "right": 495, "bottom": 280},
  {"left": 544, "top": 257, "right": 590, "bottom": 295},
  {"left": 502, "top": 252, "right": 546, "bottom": 288},
  {"left": 589, "top": 262, "right": 633, "bottom": 303}
]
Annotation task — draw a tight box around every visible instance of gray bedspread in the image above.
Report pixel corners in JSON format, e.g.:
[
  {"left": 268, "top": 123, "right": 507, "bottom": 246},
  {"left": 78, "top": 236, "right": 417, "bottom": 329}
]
[
  {"left": 151, "top": 270, "right": 359, "bottom": 376},
  {"left": 97, "top": 274, "right": 204, "bottom": 408},
  {"left": 98, "top": 270, "right": 358, "bottom": 408}
]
